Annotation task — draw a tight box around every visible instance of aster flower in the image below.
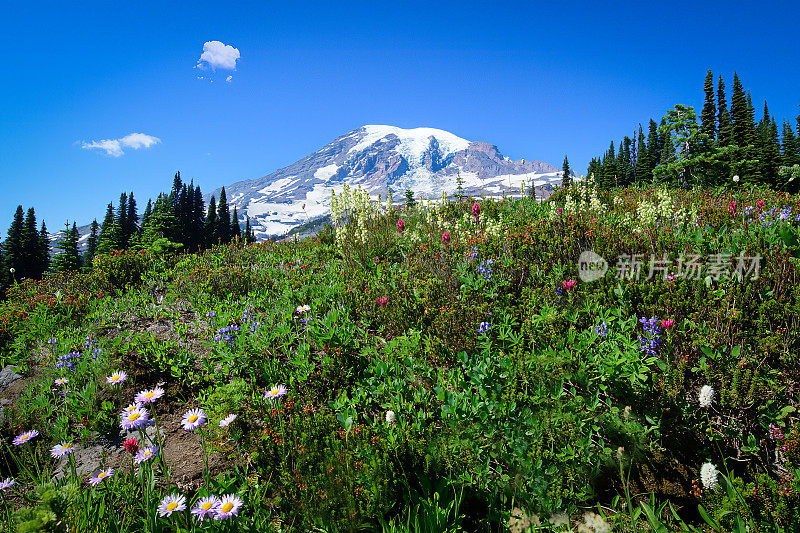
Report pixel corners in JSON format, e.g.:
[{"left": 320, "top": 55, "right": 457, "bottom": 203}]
[
  {"left": 700, "top": 462, "right": 718, "bottom": 490},
  {"left": 89, "top": 468, "right": 114, "bottom": 486},
  {"left": 181, "top": 409, "right": 207, "bottom": 431},
  {"left": 134, "top": 445, "right": 158, "bottom": 464},
  {"left": 13, "top": 430, "right": 39, "bottom": 446},
  {"left": 214, "top": 494, "right": 243, "bottom": 519},
  {"left": 120, "top": 406, "right": 149, "bottom": 431},
  {"left": 0, "top": 478, "right": 14, "bottom": 492},
  {"left": 50, "top": 442, "right": 75, "bottom": 458},
  {"left": 192, "top": 496, "right": 219, "bottom": 521},
  {"left": 699, "top": 385, "right": 714, "bottom": 408},
  {"left": 158, "top": 494, "right": 186, "bottom": 517},
  {"left": 122, "top": 402, "right": 143, "bottom": 413},
  {"left": 135, "top": 386, "right": 165, "bottom": 404},
  {"left": 219, "top": 414, "right": 237, "bottom": 427},
  {"left": 264, "top": 384, "right": 288, "bottom": 400},
  {"left": 296, "top": 305, "right": 311, "bottom": 313},
  {"left": 106, "top": 371, "right": 128, "bottom": 386},
  {"left": 54, "top": 377, "right": 69, "bottom": 386}
]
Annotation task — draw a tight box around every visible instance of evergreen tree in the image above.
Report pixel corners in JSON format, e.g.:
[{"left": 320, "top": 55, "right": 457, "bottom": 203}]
[
  {"left": 170, "top": 172, "right": 183, "bottom": 204},
  {"left": 782, "top": 121, "right": 798, "bottom": 168},
  {"left": 127, "top": 192, "right": 138, "bottom": 242},
  {"left": 38, "top": 221, "right": 50, "bottom": 276},
  {"left": 192, "top": 185, "right": 205, "bottom": 252},
  {"left": 231, "top": 206, "right": 242, "bottom": 241},
  {"left": 140, "top": 194, "right": 179, "bottom": 244},
  {"left": 646, "top": 119, "right": 661, "bottom": 177},
  {"left": 116, "top": 193, "right": 129, "bottom": 248},
  {"left": 205, "top": 196, "right": 218, "bottom": 247},
  {"left": 730, "top": 72, "right": 749, "bottom": 148},
  {"left": 635, "top": 125, "right": 649, "bottom": 183},
  {"left": 561, "top": 155, "right": 572, "bottom": 188},
  {"left": 701, "top": 69, "right": 716, "bottom": 142},
  {"left": 142, "top": 199, "right": 153, "bottom": 228},
  {"left": 85, "top": 219, "right": 100, "bottom": 266},
  {"left": 717, "top": 75, "right": 732, "bottom": 146},
  {"left": 22, "top": 207, "right": 39, "bottom": 278},
  {"left": 244, "top": 217, "right": 252, "bottom": 244},
  {"left": 97, "top": 203, "right": 120, "bottom": 254},
  {"left": 217, "top": 187, "right": 231, "bottom": 244},
  {"left": 404, "top": 190, "right": 416, "bottom": 209},
  {"left": 4, "top": 206, "right": 25, "bottom": 278},
  {"left": 52, "top": 221, "right": 81, "bottom": 272}
]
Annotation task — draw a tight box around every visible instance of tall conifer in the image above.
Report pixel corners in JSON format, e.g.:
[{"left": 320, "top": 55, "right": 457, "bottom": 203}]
[
  {"left": 217, "top": 187, "right": 231, "bottom": 244},
  {"left": 717, "top": 75, "right": 732, "bottom": 146},
  {"left": 205, "top": 196, "right": 217, "bottom": 247},
  {"left": 701, "top": 69, "right": 716, "bottom": 142},
  {"left": 561, "top": 155, "right": 571, "bottom": 188}
]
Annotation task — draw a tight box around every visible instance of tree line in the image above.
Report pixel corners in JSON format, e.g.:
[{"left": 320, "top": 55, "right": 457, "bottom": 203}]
[
  {"left": 586, "top": 70, "right": 800, "bottom": 191},
  {"left": 0, "top": 172, "right": 257, "bottom": 293}
]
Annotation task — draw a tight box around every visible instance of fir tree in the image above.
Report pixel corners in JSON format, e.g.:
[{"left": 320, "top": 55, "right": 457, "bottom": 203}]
[
  {"left": 701, "top": 69, "right": 716, "bottom": 142},
  {"left": 646, "top": 119, "right": 661, "bottom": 177},
  {"left": 217, "top": 187, "right": 231, "bottom": 244},
  {"left": 205, "top": 196, "right": 218, "bottom": 247},
  {"left": 85, "top": 219, "right": 100, "bottom": 266},
  {"left": 52, "top": 221, "right": 81, "bottom": 272},
  {"left": 404, "top": 190, "right": 416, "bottom": 209},
  {"left": 192, "top": 185, "right": 205, "bottom": 252},
  {"left": 97, "top": 203, "right": 119, "bottom": 254},
  {"left": 170, "top": 172, "right": 183, "bottom": 204},
  {"left": 140, "top": 194, "right": 179, "bottom": 244},
  {"left": 116, "top": 193, "right": 129, "bottom": 248},
  {"left": 142, "top": 199, "right": 153, "bottom": 228},
  {"left": 635, "top": 125, "right": 649, "bottom": 183},
  {"left": 4, "top": 206, "right": 25, "bottom": 278},
  {"left": 231, "top": 206, "right": 242, "bottom": 241},
  {"left": 717, "top": 75, "right": 732, "bottom": 146},
  {"left": 730, "top": 72, "right": 749, "bottom": 148},
  {"left": 126, "top": 192, "right": 138, "bottom": 243},
  {"left": 782, "top": 121, "right": 798, "bottom": 168},
  {"left": 561, "top": 155, "right": 572, "bottom": 188},
  {"left": 22, "top": 207, "right": 39, "bottom": 278},
  {"left": 244, "top": 216, "right": 252, "bottom": 244},
  {"left": 38, "top": 221, "right": 50, "bottom": 276}
]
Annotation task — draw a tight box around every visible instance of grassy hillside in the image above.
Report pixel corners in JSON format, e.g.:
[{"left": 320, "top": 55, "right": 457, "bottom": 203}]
[{"left": 1, "top": 181, "right": 800, "bottom": 532}]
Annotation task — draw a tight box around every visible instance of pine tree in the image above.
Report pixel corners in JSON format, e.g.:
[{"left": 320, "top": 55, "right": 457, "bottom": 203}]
[
  {"left": 140, "top": 194, "right": 179, "bottom": 244},
  {"left": 717, "top": 75, "right": 732, "bottom": 146},
  {"left": 205, "top": 196, "right": 217, "bottom": 247},
  {"left": 52, "top": 221, "right": 81, "bottom": 272},
  {"left": 647, "top": 119, "right": 661, "bottom": 177},
  {"left": 635, "top": 125, "right": 649, "bottom": 183},
  {"left": 142, "top": 199, "right": 153, "bottom": 228},
  {"left": 231, "top": 206, "right": 242, "bottom": 241},
  {"left": 561, "top": 155, "right": 572, "bottom": 188},
  {"left": 244, "top": 217, "right": 252, "bottom": 244},
  {"left": 782, "top": 121, "right": 798, "bottom": 167},
  {"left": 192, "top": 185, "right": 205, "bottom": 252},
  {"left": 730, "top": 73, "right": 748, "bottom": 148},
  {"left": 22, "top": 207, "right": 39, "bottom": 278},
  {"left": 701, "top": 69, "right": 716, "bottom": 142},
  {"left": 4, "top": 206, "right": 25, "bottom": 279},
  {"left": 170, "top": 172, "right": 183, "bottom": 204},
  {"left": 116, "top": 193, "right": 129, "bottom": 248},
  {"left": 97, "top": 203, "right": 119, "bottom": 254},
  {"left": 127, "top": 192, "right": 138, "bottom": 242},
  {"left": 217, "top": 187, "right": 231, "bottom": 244},
  {"left": 404, "top": 190, "right": 416, "bottom": 209},
  {"left": 85, "top": 219, "right": 100, "bottom": 266},
  {"left": 38, "top": 221, "right": 50, "bottom": 275}
]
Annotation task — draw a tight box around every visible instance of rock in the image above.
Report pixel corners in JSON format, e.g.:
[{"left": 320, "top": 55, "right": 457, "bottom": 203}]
[{"left": 0, "top": 366, "right": 22, "bottom": 394}]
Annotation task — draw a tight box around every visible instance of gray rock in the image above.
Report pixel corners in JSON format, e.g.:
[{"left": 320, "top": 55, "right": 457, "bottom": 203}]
[{"left": 0, "top": 365, "right": 22, "bottom": 393}]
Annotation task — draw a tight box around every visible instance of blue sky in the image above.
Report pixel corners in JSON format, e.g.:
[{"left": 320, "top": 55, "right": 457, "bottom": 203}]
[{"left": 2, "top": 0, "right": 799, "bottom": 230}]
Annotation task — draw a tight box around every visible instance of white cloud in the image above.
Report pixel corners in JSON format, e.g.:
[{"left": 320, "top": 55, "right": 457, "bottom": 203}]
[
  {"left": 225, "top": 75, "right": 232, "bottom": 83},
  {"left": 120, "top": 133, "right": 160, "bottom": 149},
  {"left": 196, "top": 41, "right": 240, "bottom": 71},
  {"left": 82, "top": 139, "right": 123, "bottom": 157},
  {"left": 81, "top": 133, "right": 160, "bottom": 157}
]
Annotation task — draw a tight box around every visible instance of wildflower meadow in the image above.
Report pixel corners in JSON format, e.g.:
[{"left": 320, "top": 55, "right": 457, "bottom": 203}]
[{"left": 2, "top": 180, "right": 800, "bottom": 532}]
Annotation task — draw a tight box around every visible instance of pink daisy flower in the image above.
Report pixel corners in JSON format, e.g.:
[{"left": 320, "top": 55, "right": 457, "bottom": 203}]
[
  {"left": 89, "top": 468, "right": 114, "bottom": 485},
  {"left": 192, "top": 496, "right": 219, "bottom": 521},
  {"left": 106, "top": 371, "right": 128, "bottom": 386},
  {"left": 50, "top": 442, "right": 75, "bottom": 458},
  {"left": 219, "top": 414, "right": 237, "bottom": 427},
  {"left": 0, "top": 478, "right": 15, "bottom": 492},
  {"left": 181, "top": 409, "right": 207, "bottom": 431},
  {"left": 134, "top": 446, "right": 158, "bottom": 464},
  {"left": 120, "top": 406, "right": 149, "bottom": 431},
  {"left": 158, "top": 494, "right": 186, "bottom": 517},
  {"left": 135, "top": 386, "right": 164, "bottom": 404},
  {"left": 13, "top": 430, "right": 39, "bottom": 446},
  {"left": 214, "top": 494, "right": 243, "bottom": 519},
  {"left": 264, "top": 384, "right": 288, "bottom": 400}
]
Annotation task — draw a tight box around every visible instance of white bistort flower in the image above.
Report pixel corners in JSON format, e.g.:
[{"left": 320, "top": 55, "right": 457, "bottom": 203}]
[
  {"left": 698, "top": 385, "right": 714, "bottom": 408},
  {"left": 385, "top": 410, "right": 396, "bottom": 424},
  {"left": 700, "top": 462, "right": 718, "bottom": 490}
]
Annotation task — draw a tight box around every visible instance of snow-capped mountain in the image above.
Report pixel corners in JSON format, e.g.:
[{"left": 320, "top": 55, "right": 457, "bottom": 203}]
[{"left": 211, "top": 125, "right": 569, "bottom": 240}]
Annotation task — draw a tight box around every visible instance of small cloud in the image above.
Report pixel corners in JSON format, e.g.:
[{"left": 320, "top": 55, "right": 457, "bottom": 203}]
[
  {"left": 225, "top": 75, "right": 232, "bottom": 83},
  {"left": 196, "top": 40, "right": 240, "bottom": 71},
  {"left": 82, "top": 139, "right": 123, "bottom": 157},
  {"left": 120, "top": 133, "right": 160, "bottom": 150},
  {"left": 81, "top": 133, "right": 160, "bottom": 157}
]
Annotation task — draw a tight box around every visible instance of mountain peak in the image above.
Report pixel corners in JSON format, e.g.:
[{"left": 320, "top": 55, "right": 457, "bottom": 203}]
[{"left": 210, "top": 126, "right": 565, "bottom": 239}]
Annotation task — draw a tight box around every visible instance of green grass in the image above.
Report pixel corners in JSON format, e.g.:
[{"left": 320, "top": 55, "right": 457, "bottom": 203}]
[{"left": 1, "top": 182, "right": 800, "bottom": 531}]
